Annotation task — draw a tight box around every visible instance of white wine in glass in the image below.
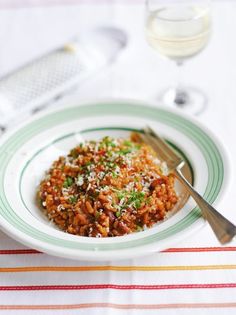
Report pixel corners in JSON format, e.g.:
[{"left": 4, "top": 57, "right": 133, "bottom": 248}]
[{"left": 145, "top": 0, "right": 211, "bottom": 114}]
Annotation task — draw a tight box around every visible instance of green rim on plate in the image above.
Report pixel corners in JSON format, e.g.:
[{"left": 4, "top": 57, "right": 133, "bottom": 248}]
[{"left": 0, "top": 102, "right": 224, "bottom": 251}]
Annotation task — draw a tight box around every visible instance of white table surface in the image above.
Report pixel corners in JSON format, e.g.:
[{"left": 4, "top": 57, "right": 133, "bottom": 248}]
[{"left": 0, "top": 1, "right": 236, "bottom": 313}]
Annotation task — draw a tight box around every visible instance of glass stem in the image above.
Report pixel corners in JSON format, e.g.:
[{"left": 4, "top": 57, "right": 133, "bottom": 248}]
[{"left": 174, "top": 60, "right": 190, "bottom": 107}]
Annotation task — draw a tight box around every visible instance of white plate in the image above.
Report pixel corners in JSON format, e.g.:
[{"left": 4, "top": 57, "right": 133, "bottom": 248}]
[{"left": 0, "top": 100, "right": 230, "bottom": 260}]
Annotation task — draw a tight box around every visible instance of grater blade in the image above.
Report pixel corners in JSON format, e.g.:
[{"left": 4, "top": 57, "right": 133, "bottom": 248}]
[{"left": 0, "top": 26, "right": 127, "bottom": 130}]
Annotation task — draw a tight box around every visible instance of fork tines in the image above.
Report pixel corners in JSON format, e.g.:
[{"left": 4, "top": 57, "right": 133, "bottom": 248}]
[{"left": 142, "top": 125, "right": 184, "bottom": 171}]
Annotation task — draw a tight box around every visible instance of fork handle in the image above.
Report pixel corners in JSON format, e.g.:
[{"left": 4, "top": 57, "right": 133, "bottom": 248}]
[{"left": 174, "top": 168, "right": 236, "bottom": 244}]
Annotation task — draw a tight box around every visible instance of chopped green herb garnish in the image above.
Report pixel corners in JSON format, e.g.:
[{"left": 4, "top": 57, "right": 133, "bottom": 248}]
[
  {"left": 117, "top": 191, "right": 126, "bottom": 200},
  {"left": 128, "top": 191, "right": 145, "bottom": 202},
  {"left": 123, "top": 140, "right": 132, "bottom": 147},
  {"left": 134, "top": 199, "right": 141, "bottom": 209},
  {"left": 107, "top": 151, "right": 113, "bottom": 157},
  {"left": 127, "top": 191, "right": 145, "bottom": 209},
  {"left": 112, "top": 171, "right": 118, "bottom": 178},
  {"left": 63, "top": 176, "right": 73, "bottom": 188},
  {"left": 116, "top": 210, "right": 121, "bottom": 218},
  {"left": 118, "top": 148, "right": 133, "bottom": 155},
  {"left": 106, "top": 161, "right": 114, "bottom": 168},
  {"left": 102, "top": 136, "right": 116, "bottom": 148},
  {"left": 116, "top": 190, "right": 145, "bottom": 210},
  {"left": 69, "top": 196, "right": 77, "bottom": 204}
]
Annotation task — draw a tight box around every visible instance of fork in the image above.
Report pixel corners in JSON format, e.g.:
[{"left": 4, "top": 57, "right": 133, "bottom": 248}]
[{"left": 142, "top": 125, "right": 236, "bottom": 244}]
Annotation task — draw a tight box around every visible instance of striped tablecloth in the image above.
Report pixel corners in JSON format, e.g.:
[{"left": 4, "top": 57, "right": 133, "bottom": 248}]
[{"left": 1, "top": 226, "right": 236, "bottom": 314}]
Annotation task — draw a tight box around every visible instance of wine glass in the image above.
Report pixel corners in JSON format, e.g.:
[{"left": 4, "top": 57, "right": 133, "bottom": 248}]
[{"left": 145, "top": 0, "right": 211, "bottom": 115}]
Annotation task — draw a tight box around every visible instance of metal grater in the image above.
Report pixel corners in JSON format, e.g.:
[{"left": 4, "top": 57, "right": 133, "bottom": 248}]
[{"left": 0, "top": 27, "right": 127, "bottom": 131}]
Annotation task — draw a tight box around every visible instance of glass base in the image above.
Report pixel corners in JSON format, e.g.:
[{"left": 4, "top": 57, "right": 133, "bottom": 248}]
[{"left": 158, "top": 86, "right": 207, "bottom": 115}]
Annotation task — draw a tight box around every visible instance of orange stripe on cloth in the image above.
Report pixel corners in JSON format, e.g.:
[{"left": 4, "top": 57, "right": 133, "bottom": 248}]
[
  {"left": 1, "top": 303, "right": 236, "bottom": 310},
  {"left": 1, "top": 265, "right": 236, "bottom": 272}
]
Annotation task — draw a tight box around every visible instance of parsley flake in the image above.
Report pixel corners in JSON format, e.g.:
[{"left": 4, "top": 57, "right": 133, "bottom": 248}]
[{"left": 63, "top": 176, "right": 73, "bottom": 188}]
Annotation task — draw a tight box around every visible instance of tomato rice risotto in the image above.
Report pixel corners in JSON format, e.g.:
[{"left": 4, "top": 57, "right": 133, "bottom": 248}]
[{"left": 38, "top": 133, "right": 178, "bottom": 237}]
